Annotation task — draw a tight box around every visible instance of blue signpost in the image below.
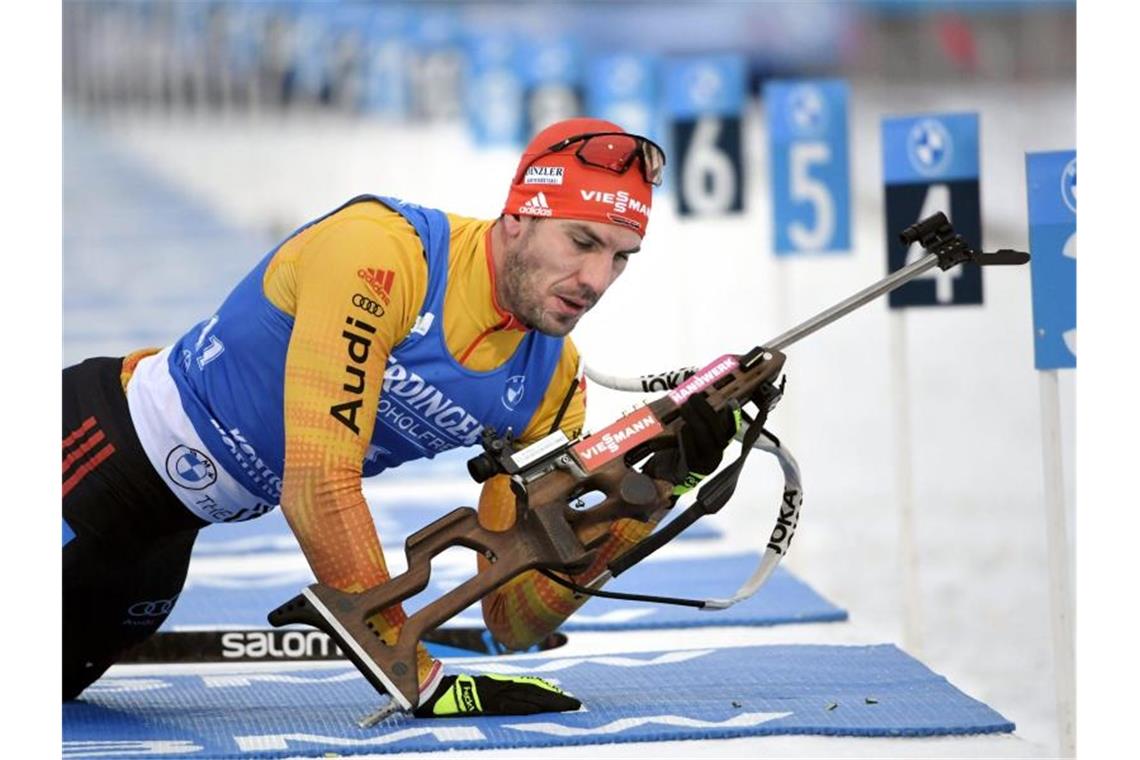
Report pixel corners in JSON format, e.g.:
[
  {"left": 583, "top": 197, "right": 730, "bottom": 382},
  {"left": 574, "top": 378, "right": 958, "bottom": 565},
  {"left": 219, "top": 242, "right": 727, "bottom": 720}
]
[
  {"left": 407, "top": 10, "right": 464, "bottom": 122},
  {"left": 1026, "top": 151, "right": 1077, "bottom": 369},
  {"left": 1025, "top": 149, "right": 1076, "bottom": 756},
  {"left": 521, "top": 36, "right": 582, "bottom": 138},
  {"left": 663, "top": 55, "right": 747, "bottom": 217},
  {"left": 586, "top": 53, "right": 660, "bottom": 144},
  {"left": 360, "top": 9, "right": 411, "bottom": 118},
  {"left": 464, "top": 32, "right": 524, "bottom": 146},
  {"left": 882, "top": 113, "right": 982, "bottom": 307},
  {"left": 765, "top": 79, "right": 851, "bottom": 255},
  {"left": 880, "top": 112, "right": 982, "bottom": 659}
]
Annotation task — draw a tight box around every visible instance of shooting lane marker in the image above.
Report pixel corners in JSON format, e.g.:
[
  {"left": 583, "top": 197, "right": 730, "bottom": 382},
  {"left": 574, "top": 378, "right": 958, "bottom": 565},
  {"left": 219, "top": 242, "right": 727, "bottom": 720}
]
[
  {"left": 880, "top": 112, "right": 983, "bottom": 658},
  {"left": 1025, "top": 149, "right": 1077, "bottom": 758},
  {"left": 764, "top": 77, "right": 854, "bottom": 571}
]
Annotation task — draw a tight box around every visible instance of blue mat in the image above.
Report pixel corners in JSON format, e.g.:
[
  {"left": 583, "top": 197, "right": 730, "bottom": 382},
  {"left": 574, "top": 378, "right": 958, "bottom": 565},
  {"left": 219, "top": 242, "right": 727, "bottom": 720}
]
[
  {"left": 63, "top": 644, "right": 1014, "bottom": 757},
  {"left": 166, "top": 551, "right": 846, "bottom": 632}
]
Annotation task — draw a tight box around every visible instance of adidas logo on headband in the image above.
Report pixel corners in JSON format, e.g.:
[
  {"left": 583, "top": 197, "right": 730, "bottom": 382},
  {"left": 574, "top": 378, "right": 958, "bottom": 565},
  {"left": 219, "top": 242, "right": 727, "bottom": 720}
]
[{"left": 519, "top": 192, "right": 553, "bottom": 217}]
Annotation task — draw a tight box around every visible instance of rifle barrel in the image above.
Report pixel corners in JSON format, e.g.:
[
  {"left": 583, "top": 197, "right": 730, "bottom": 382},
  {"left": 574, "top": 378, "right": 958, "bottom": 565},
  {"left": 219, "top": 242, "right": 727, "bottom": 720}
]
[{"left": 765, "top": 252, "right": 940, "bottom": 352}]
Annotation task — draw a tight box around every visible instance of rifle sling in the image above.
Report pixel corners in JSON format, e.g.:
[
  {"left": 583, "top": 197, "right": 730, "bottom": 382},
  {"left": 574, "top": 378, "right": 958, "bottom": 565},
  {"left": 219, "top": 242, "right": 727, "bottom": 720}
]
[{"left": 536, "top": 567, "right": 708, "bottom": 609}]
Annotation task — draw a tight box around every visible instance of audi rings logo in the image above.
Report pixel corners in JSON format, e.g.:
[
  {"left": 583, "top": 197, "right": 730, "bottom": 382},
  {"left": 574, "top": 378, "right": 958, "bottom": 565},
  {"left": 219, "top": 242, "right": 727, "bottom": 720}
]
[
  {"left": 127, "top": 594, "right": 180, "bottom": 618},
  {"left": 352, "top": 293, "right": 386, "bottom": 318},
  {"left": 165, "top": 445, "right": 218, "bottom": 490}
]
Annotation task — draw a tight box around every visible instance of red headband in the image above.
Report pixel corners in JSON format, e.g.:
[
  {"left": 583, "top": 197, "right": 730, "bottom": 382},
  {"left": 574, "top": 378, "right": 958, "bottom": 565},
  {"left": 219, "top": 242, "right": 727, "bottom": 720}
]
[{"left": 502, "top": 118, "right": 655, "bottom": 237}]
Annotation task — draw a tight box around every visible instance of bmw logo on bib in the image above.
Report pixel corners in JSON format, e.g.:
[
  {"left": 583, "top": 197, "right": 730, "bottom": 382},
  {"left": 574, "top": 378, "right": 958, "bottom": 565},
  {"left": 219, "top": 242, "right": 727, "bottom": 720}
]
[
  {"left": 502, "top": 374, "right": 526, "bottom": 411},
  {"left": 166, "top": 445, "right": 218, "bottom": 491}
]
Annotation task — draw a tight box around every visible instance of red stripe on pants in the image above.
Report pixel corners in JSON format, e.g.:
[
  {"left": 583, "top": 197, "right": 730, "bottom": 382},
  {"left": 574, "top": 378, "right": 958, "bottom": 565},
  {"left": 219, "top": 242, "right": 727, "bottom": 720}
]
[
  {"left": 63, "top": 429, "right": 107, "bottom": 473},
  {"left": 62, "top": 443, "right": 116, "bottom": 498},
  {"left": 62, "top": 416, "right": 98, "bottom": 449}
]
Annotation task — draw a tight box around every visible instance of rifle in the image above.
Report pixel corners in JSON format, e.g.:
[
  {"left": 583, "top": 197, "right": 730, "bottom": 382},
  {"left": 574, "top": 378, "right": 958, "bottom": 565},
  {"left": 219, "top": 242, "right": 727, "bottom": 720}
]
[{"left": 268, "top": 212, "right": 1029, "bottom": 723}]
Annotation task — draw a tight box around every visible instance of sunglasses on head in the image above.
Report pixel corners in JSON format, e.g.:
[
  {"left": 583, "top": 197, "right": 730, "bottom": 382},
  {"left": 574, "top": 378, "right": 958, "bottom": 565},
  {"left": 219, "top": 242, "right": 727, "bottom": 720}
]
[{"left": 515, "top": 131, "right": 667, "bottom": 187}]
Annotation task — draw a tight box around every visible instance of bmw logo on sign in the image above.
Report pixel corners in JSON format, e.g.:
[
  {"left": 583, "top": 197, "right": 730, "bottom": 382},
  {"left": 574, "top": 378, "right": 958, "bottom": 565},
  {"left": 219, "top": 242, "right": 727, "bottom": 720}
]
[
  {"left": 502, "top": 374, "right": 526, "bottom": 411},
  {"left": 1061, "top": 158, "right": 1077, "bottom": 213},
  {"left": 686, "top": 64, "right": 724, "bottom": 110},
  {"left": 165, "top": 445, "right": 218, "bottom": 490},
  {"left": 907, "top": 118, "right": 953, "bottom": 177},
  {"left": 788, "top": 84, "right": 827, "bottom": 135}
]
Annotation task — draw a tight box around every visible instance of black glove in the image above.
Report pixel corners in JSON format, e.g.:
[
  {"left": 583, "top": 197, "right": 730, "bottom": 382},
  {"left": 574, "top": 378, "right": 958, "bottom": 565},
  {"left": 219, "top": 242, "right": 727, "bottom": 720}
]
[
  {"left": 643, "top": 393, "right": 740, "bottom": 494},
  {"left": 414, "top": 673, "right": 581, "bottom": 718}
]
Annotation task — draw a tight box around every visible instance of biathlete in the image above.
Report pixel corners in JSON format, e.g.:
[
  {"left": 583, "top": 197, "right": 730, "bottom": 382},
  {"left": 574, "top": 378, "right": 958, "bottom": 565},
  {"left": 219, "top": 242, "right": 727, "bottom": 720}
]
[{"left": 62, "top": 117, "right": 737, "bottom": 716}]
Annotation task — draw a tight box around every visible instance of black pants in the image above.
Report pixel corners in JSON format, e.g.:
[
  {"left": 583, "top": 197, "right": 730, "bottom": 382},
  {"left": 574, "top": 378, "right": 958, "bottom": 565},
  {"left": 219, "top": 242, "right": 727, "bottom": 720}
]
[{"left": 62, "top": 357, "right": 207, "bottom": 700}]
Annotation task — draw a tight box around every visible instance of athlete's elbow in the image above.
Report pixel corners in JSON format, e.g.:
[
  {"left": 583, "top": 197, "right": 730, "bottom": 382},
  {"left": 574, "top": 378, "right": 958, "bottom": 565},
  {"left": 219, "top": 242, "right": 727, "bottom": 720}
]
[{"left": 481, "top": 591, "right": 538, "bottom": 652}]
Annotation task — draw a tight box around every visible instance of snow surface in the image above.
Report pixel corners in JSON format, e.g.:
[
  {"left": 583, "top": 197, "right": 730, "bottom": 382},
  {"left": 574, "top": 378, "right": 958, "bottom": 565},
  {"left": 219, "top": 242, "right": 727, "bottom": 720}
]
[{"left": 65, "top": 77, "right": 1075, "bottom": 758}]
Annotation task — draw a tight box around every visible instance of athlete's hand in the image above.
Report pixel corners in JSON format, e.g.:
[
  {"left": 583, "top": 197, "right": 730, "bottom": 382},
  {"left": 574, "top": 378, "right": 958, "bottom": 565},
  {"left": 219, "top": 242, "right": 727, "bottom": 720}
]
[
  {"left": 413, "top": 673, "right": 581, "bottom": 718},
  {"left": 643, "top": 394, "right": 740, "bottom": 494}
]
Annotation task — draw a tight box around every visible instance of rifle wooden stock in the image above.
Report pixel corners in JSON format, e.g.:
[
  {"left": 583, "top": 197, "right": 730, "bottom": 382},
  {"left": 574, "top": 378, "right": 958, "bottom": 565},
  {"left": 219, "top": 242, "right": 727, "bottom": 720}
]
[{"left": 270, "top": 347, "right": 786, "bottom": 711}]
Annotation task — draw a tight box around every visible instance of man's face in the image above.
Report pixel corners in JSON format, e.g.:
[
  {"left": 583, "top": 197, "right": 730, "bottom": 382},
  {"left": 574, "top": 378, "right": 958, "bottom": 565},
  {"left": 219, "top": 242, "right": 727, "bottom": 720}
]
[{"left": 500, "top": 217, "right": 642, "bottom": 337}]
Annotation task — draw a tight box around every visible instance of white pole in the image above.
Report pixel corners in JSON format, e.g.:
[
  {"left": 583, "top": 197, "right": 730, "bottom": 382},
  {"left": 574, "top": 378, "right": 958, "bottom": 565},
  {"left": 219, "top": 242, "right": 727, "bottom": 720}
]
[
  {"left": 889, "top": 310, "right": 924, "bottom": 657},
  {"left": 1038, "top": 369, "right": 1076, "bottom": 757}
]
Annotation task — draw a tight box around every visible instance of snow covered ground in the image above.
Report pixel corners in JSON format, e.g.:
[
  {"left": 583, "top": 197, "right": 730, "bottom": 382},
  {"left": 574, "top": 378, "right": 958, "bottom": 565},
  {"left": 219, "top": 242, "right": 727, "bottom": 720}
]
[{"left": 63, "top": 77, "right": 1075, "bottom": 758}]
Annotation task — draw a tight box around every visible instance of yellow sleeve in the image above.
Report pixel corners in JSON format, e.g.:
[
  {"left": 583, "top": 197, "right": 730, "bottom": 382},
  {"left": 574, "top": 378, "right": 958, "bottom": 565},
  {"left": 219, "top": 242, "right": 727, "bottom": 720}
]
[{"left": 274, "top": 202, "right": 425, "bottom": 594}]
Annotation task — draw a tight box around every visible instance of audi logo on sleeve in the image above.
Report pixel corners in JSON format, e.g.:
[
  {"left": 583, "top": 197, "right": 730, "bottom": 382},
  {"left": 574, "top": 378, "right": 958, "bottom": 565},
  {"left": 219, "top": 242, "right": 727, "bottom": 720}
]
[{"left": 352, "top": 293, "right": 386, "bottom": 317}]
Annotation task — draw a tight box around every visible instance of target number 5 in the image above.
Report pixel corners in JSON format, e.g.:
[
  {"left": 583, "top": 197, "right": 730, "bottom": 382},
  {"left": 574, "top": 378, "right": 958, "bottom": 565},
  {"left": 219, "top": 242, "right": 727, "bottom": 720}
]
[{"left": 788, "top": 141, "right": 835, "bottom": 250}]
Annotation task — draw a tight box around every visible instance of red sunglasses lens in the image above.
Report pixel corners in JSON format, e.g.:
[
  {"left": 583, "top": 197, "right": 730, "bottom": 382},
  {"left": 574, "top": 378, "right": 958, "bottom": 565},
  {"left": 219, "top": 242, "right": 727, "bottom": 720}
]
[{"left": 577, "top": 134, "right": 640, "bottom": 173}]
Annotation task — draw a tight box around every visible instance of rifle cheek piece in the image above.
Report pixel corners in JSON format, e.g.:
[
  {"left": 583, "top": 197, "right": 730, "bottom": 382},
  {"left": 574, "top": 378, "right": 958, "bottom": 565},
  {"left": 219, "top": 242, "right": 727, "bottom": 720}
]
[{"left": 619, "top": 470, "right": 664, "bottom": 511}]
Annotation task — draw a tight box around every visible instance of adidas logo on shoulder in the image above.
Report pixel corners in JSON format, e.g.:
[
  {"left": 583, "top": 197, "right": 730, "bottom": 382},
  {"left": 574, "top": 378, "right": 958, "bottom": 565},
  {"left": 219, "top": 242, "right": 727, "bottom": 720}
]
[
  {"left": 519, "top": 192, "right": 553, "bottom": 217},
  {"left": 357, "top": 267, "right": 395, "bottom": 304}
]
